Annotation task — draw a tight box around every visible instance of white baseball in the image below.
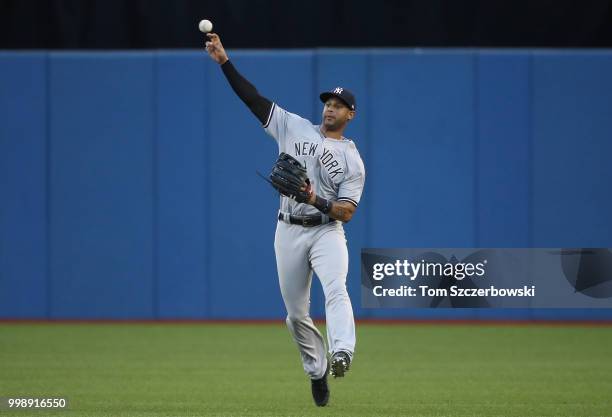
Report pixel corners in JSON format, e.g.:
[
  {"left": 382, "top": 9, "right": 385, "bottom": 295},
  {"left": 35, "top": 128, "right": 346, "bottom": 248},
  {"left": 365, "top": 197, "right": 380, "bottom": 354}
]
[{"left": 198, "top": 19, "right": 213, "bottom": 33}]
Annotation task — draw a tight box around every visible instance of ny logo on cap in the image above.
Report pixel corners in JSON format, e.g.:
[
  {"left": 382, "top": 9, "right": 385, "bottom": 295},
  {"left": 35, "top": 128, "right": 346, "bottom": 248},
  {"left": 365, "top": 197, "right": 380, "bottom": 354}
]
[{"left": 333, "top": 87, "right": 344, "bottom": 94}]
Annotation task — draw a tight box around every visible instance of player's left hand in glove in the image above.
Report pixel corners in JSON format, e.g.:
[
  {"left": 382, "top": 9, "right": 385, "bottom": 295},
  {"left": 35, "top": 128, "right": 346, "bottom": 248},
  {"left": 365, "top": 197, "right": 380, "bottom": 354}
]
[{"left": 267, "top": 152, "right": 313, "bottom": 203}]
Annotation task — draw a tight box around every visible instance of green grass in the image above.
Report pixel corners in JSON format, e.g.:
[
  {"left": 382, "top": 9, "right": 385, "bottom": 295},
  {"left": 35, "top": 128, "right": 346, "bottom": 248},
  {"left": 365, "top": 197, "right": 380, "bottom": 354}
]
[{"left": 0, "top": 323, "right": 611, "bottom": 416}]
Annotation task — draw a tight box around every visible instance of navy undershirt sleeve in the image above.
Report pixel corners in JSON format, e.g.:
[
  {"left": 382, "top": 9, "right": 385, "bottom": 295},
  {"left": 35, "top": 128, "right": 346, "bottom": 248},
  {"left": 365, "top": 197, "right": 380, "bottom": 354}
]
[{"left": 221, "top": 60, "right": 273, "bottom": 125}]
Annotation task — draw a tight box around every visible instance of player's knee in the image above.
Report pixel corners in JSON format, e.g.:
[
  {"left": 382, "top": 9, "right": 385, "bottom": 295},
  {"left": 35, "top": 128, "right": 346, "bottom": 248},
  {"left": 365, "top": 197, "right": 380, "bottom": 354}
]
[{"left": 322, "top": 280, "right": 349, "bottom": 303}]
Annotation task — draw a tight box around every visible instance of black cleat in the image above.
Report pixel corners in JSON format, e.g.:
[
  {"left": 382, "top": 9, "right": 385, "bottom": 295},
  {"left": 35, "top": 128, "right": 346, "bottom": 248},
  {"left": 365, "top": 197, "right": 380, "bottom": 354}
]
[
  {"left": 330, "top": 351, "right": 351, "bottom": 378},
  {"left": 311, "top": 361, "right": 330, "bottom": 407}
]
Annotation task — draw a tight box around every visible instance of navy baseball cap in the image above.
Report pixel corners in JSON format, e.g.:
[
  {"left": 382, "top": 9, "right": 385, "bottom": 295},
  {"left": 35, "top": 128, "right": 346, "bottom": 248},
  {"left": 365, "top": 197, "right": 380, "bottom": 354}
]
[{"left": 320, "top": 87, "right": 356, "bottom": 111}]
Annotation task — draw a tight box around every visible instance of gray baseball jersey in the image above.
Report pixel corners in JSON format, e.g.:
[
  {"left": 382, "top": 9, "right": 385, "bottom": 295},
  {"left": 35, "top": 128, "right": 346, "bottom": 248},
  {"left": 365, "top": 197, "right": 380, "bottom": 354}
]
[{"left": 264, "top": 103, "right": 366, "bottom": 217}]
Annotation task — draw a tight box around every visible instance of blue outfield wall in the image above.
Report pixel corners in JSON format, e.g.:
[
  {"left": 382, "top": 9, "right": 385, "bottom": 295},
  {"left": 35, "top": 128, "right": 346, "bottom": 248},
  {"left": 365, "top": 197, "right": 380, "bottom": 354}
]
[{"left": 1, "top": 49, "right": 611, "bottom": 320}]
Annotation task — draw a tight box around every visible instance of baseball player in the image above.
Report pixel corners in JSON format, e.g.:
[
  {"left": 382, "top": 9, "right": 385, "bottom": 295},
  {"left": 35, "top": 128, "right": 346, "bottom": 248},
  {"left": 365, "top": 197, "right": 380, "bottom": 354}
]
[{"left": 205, "top": 33, "right": 365, "bottom": 407}]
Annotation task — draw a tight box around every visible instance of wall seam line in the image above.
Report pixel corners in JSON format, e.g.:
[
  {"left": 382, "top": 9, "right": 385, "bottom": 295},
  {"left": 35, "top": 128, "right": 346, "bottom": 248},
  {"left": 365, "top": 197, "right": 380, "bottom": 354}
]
[
  {"left": 528, "top": 51, "right": 534, "bottom": 250},
  {"left": 364, "top": 49, "right": 373, "bottom": 318},
  {"left": 152, "top": 52, "right": 159, "bottom": 319},
  {"left": 204, "top": 58, "right": 212, "bottom": 318},
  {"left": 45, "top": 52, "right": 52, "bottom": 320},
  {"left": 474, "top": 51, "right": 480, "bottom": 248}
]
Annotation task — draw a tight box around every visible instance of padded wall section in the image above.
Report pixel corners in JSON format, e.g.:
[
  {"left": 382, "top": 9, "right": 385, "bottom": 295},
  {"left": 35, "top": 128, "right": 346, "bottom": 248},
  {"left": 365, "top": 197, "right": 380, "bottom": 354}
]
[
  {"left": 366, "top": 51, "right": 478, "bottom": 319},
  {"left": 477, "top": 52, "right": 531, "bottom": 247},
  {"left": 48, "top": 53, "right": 155, "bottom": 318},
  {"left": 156, "top": 52, "right": 209, "bottom": 318},
  {"left": 0, "top": 53, "right": 48, "bottom": 317},
  {"left": 368, "top": 51, "right": 476, "bottom": 248},
  {"left": 532, "top": 52, "right": 612, "bottom": 247}
]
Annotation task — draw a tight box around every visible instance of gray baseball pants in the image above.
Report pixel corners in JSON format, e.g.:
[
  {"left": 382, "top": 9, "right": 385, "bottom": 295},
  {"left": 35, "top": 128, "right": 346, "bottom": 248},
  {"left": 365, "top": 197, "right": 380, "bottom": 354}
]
[{"left": 274, "top": 218, "right": 356, "bottom": 380}]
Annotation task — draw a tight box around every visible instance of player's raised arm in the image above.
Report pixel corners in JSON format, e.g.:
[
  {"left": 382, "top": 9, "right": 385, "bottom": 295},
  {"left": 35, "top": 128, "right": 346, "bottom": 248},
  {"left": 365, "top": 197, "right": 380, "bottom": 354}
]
[{"left": 204, "top": 33, "right": 273, "bottom": 125}]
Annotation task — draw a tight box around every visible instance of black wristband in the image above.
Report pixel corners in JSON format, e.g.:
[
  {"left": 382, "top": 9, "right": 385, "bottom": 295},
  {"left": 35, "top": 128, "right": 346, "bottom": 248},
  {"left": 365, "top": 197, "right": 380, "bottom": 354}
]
[{"left": 313, "top": 195, "right": 332, "bottom": 214}]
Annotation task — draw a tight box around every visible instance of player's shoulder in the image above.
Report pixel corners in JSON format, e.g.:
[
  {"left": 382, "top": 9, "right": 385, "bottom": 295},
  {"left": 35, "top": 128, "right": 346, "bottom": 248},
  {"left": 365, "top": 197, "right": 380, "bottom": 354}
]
[
  {"left": 273, "top": 103, "right": 315, "bottom": 126},
  {"left": 341, "top": 138, "right": 363, "bottom": 157},
  {"left": 340, "top": 138, "right": 365, "bottom": 173}
]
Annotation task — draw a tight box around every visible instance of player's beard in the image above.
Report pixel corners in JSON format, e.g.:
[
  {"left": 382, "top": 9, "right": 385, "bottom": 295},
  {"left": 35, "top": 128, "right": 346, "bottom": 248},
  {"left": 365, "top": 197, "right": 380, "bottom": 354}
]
[{"left": 323, "top": 116, "right": 343, "bottom": 132}]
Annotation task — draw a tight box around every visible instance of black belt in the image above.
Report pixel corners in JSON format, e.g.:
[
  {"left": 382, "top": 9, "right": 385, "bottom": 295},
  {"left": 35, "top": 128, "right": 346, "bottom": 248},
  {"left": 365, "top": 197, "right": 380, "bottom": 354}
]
[{"left": 278, "top": 212, "right": 325, "bottom": 227}]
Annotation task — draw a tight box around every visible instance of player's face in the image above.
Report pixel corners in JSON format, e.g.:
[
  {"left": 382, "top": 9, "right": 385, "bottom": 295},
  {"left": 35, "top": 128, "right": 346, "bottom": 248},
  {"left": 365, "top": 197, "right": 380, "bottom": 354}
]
[{"left": 322, "top": 98, "right": 355, "bottom": 131}]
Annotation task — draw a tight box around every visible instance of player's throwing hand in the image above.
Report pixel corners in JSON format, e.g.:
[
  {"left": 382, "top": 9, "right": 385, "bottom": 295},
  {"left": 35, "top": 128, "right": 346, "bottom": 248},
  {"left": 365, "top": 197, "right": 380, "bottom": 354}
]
[{"left": 205, "top": 33, "right": 228, "bottom": 65}]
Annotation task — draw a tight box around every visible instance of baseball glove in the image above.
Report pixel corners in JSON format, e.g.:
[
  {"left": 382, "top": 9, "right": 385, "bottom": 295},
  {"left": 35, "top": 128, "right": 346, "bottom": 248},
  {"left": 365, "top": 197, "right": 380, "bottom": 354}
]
[{"left": 267, "top": 152, "right": 312, "bottom": 203}]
